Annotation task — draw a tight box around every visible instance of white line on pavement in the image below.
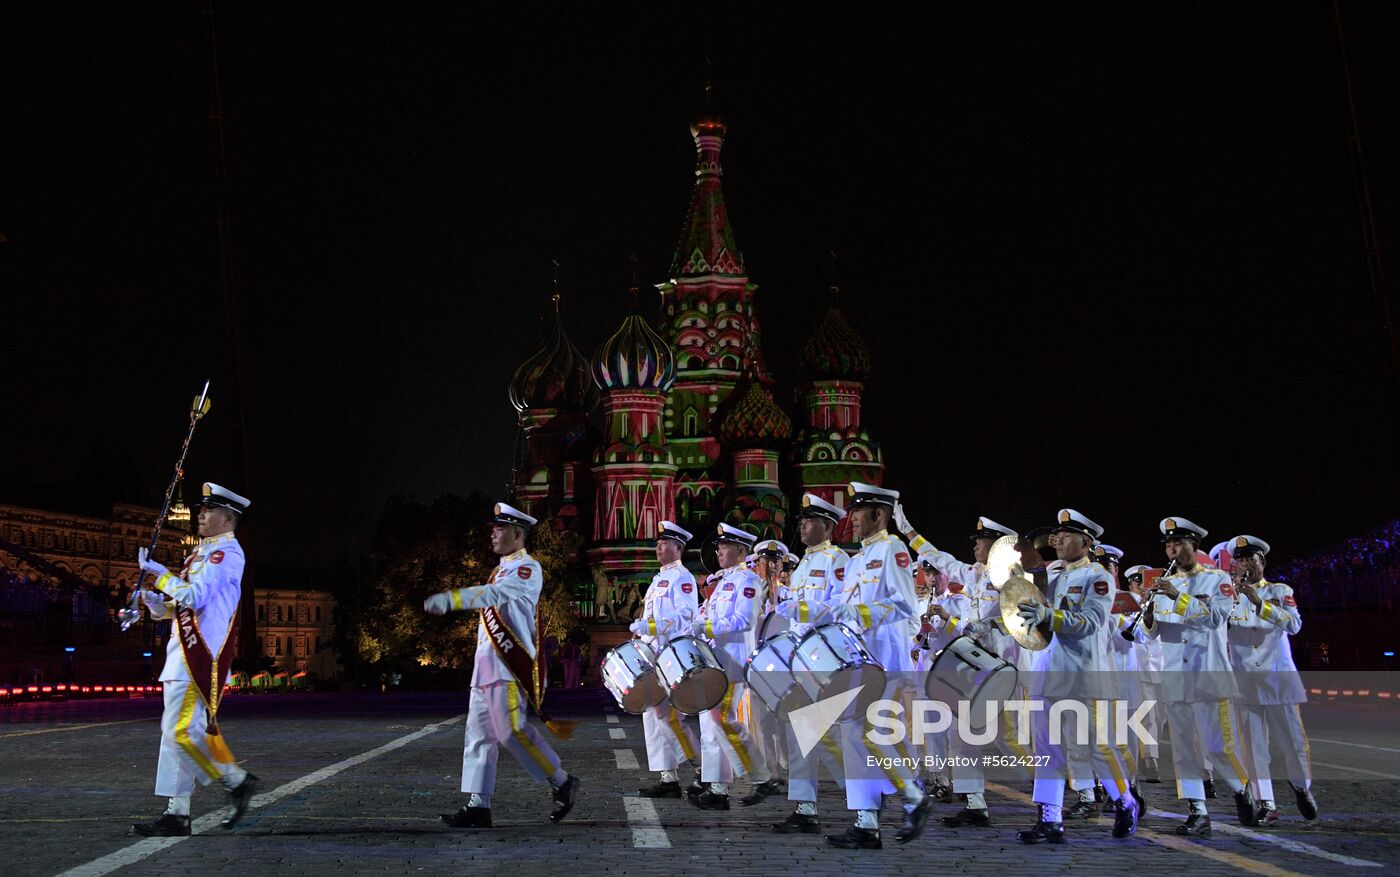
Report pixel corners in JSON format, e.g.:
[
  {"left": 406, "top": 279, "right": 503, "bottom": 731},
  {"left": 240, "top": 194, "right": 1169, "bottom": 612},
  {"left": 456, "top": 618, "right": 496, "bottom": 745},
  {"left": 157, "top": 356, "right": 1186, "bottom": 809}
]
[
  {"left": 54, "top": 712, "right": 466, "bottom": 877},
  {"left": 1145, "top": 808, "right": 1383, "bottom": 869},
  {"left": 622, "top": 797, "right": 671, "bottom": 849},
  {"left": 1311, "top": 759, "right": 1400, "bottom": 780},
  {"left": 609, "top": 727, "right": 626, "bottom": 739},
  {"left": 606, "top": 714, "right": 620, "bottom": 724},
  {"left": 614, "top": 748, "right": 639, "bottom": 770},
  {"left": 1311, "top": 737, "right": 1400, "bottom": 755}
]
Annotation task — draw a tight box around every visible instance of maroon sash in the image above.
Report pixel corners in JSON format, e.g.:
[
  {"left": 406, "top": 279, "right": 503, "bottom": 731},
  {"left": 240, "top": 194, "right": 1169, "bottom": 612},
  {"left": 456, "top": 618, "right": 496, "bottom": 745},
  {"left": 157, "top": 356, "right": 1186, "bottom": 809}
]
[
  {"left": 175, "top": 604, "right": 238, "bottom": 727},
  {"left": 482, "top": 603, "right": 574, "bottom": 739}
]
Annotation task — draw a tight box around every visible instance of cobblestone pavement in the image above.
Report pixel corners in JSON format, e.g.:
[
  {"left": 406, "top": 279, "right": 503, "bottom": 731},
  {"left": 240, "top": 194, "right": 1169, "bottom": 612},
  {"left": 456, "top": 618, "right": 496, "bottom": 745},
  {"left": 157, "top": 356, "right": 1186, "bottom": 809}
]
[{"left": 2, "top": 690, "right": 1397, "bottom": 877}]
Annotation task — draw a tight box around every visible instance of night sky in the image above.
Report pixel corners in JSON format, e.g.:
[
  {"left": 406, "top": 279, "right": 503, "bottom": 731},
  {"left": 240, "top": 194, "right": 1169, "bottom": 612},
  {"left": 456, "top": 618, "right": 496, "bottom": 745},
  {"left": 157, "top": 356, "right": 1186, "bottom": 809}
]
[{"left": 5, "top": 3, "right": 1399, "bottom": 572}]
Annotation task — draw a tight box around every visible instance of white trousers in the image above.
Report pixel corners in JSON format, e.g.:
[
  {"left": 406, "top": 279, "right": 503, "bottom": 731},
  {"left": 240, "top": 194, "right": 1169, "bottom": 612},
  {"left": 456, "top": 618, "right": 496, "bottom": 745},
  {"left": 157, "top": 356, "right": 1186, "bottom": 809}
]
[
  {"left": 785, "top": 718, "right": 846, "bottom": 803},
  {"left": 643, "top": 702, "right": 700, "bottom": 771},
  {"left": 842, "top": 681, "right": 921, "bottom": 811},
  {"left": 698, "top": 683, "right": 762, "bottom": 784},
  {"left": 1138, "top": 681, "right": 1163, "bottom": 760},
  {"left": 1162, "top": 699, "right": 1249, "bottom": 801},
  {"left": 1238, "top": 702, "right": 1312, "bottom": 802},
  {"left": 460, "top": 682, "right": 562, "bottom": 794},
  {"left": 1030, "top": 698, "right": 1128, "bottom": 807},
  {"left": 155, "top": 680, "right": 239, "bottom": 797},
  {"left": 949, "top": 704, "right": 1036, "bottom": 795}
]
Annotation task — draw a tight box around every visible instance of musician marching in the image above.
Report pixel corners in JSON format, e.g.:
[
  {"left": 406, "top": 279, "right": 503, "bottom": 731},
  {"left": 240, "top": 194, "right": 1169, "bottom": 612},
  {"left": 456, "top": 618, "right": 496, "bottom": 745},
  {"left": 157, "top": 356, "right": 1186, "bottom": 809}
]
[
  {"left": 686, "top": 523, "right": 776, "bottom": 809},
  {"left": 1015, "top": 509, "right": 1138, "bottom": 844},
  {"left": 1225, "top": 535, "right": 1318, "bottom": 824},
  {"left": 1122, "top": 564, "right": 1164, "bottom": 783},
  {"left": 630, "top": 521, "right": 703, "bottom": 798},
  {"left": 131, "top": 483, "right": 258, "bottom": 837},
  {"left": 424, "top": 502, "right": 580, "bottom": 828},
  {"left": 914, "top": 559, "right": 973, "bottom": 804},
  {"left": 1142, "top": 516, "right": 1257, "bottom": 835},
  {"left": 769, "top": 494, "right": 850, "bottom": 834}
]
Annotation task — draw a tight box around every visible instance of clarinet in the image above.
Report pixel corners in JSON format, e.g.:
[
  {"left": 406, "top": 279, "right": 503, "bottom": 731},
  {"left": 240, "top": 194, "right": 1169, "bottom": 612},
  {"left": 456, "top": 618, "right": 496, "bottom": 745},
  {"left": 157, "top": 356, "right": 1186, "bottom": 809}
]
[{"left": 1121, "top": 559, "right": 1178, "bottom": 641}]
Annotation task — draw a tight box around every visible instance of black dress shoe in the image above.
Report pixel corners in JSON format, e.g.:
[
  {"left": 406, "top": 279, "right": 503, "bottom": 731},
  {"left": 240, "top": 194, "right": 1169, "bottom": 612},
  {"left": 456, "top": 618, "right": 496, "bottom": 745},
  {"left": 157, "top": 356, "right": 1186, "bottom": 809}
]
[
  {"left": 1093, "top": 780, "right": 1107, "bottom": 803},
  {"left": 1203, "top": 777, "right": 1217, "bottom": 799},
  {"left": 441, "top": 806, "right": 492, "bottom": 828},
  {"left": 1112, "top": 798, "right": 1139, "bottom": 838},
  {"left": 895, "top": 794, "right": 934, "bottom": 844},
  {"left": 550, "top": 774, "right": 580, "bottom": 823},
  {"left": 221, "top": 773, "right": 259, "bottom": 829},
  {"left": 639, "top": 780, "right": 682, "bottom": 798},
  {"left": 825, "top": 826, "right": 882, "bottom": 849},
  {"left": 740, "top": 778, "right": 783, "bottom": 806},
  {"left": 1130, "top": 784, "right": 1147, "bottom": 823},
  {"left": 1176, "top": 812, "right": 1211, "bottom": 836},
  {"left": 684, "top": 781, "right": 707, "bottom": 801},
  {"left": 691, "top": 789, "right": 731, "bottom": 810},
  {"left": 1292, "top": 784, "right": 1318, "bottom": 821},
  {"left": 930, "top": 779, "right": 954, "bottom": 802},
  {"left": 131, "top": 813, "right": 191, "bottom": 837},
  {"left": 942, "top": 808, "right": 992, "bottom": 828},
  {"left": 1064, "top": 798, "right": 1099, "bottom": 820},
  {"left": 772, "top": 812, "right": 821, "bottom": 834},
  {"left": 1233, "top": 788, "right": 1258, "bottom": 826},
  {"left": 1017, "top": 821, "right": 1066, "bottom": 844}
]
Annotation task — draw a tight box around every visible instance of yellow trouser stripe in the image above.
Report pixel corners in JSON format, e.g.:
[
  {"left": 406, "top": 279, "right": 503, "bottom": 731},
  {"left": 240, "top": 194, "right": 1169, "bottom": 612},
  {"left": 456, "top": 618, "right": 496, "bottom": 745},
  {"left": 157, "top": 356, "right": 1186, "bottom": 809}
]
[
  {"left": 667, "top": 708, "right": 697, "bottom": 762},
  {"left": 856, "top": 603, "right": 873, "bottom": 628},
  {"left": 716, "top": 685, "right": 754, "bottom": 775},
  {"left": 173, "top": 684, "right": 222, "bottom": 781},
  {"left": 506, "top": 683, "right": 555, "bottom": 774},
  {"left": 450, "top": 590, "right": 464, "bottom": 611},
  {"left": 1092, "top": 700, "right": 1129, "bottom": 796},
  {"left": 1000, "top": 707, "right": 1032, "bottom": 762},
  {"left": 861, "top": 720, "right": 906, "bottom": 793},
  {"left": 1217, "top": 699, "right": 1250, "bottom": 785}
]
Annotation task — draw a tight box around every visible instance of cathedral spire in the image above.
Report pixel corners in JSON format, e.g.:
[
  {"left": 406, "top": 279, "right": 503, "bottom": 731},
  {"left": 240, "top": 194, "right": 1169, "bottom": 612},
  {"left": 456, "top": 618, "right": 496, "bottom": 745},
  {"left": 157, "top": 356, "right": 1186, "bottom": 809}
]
[{"left": 670, "top": 79, "right": 743, "bottom": 278}]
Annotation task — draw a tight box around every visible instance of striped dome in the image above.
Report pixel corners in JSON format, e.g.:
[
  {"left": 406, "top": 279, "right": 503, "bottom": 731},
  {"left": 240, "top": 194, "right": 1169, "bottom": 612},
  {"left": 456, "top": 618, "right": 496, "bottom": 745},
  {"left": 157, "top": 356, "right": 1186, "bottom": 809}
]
[{"left": 592, "top": 313, "right": 676, "bottom": 393}]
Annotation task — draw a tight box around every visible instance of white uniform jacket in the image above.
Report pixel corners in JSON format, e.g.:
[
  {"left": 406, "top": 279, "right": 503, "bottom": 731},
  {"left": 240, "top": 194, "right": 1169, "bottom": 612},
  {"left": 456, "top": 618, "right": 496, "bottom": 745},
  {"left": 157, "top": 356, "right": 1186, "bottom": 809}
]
[
  {"left": 143, "top": 533, "right": 244, "bottom": 683},
  {"left": 634, "top": 561, "right": 699, "bottom": 650},
  {"left": 440, "top": 549, "right": 544, "bottom": 687},
  {"left": 918, "top": 589, "right": 975, "bottom": 654},
  {"left": 696, "top": 565, "right": 763, "bottom": 681},
  {"left": 1145, "top": 566, "right": 1240, "bottom": 702},
  {"left": 801, "top": 531, "right": 917, "bottom": 673},
  {"left": 1227, "top": 579, "right": 1306, "bottom": 705},
  {"left": 1026, "top": 557, "right": 1115, "bottom": 700},
  {"left": 774, "top": 541, "right": 848, "bottom": 637}
]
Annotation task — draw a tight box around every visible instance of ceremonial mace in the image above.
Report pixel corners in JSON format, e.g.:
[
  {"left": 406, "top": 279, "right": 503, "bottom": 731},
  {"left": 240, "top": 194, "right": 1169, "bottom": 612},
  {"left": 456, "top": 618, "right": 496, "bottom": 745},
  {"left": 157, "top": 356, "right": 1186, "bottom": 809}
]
[{"left": 117, "top": 381, "right": 213, "bottom": 631}]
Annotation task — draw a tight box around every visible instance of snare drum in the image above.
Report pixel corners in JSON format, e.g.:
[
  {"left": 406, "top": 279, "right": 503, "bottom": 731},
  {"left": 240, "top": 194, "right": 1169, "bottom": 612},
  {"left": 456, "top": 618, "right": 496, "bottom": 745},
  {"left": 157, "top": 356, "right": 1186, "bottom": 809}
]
[
  {"left": 925, "top": 634, "right": 1018, "bottom": 732},
  {"left": 602, "top": 640, "right": 667, "bottom": 715},
  {"left": 744, "top": 631, "right": 812, "bottom": 719},
  {"left": 756, "top": 609, "right": 790, "bottom": 642},
  {"left": 656, "top": 635, "right": 729, "bottom": 716},
  {"left": 794, "top": 623, "right": 885, "bottom": 721}
]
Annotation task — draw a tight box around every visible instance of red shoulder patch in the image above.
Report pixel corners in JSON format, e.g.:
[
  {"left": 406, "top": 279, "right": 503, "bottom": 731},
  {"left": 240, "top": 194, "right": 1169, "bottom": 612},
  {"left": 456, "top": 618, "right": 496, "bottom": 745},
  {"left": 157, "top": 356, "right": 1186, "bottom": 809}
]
[
  {"left": 743, "top": 586, "right": 755, "bottom": 599},
  {"left": 895, "top": 552, "right": 910, "bottom": 569},
  {"left": 1219, "top": 582, "right": 1235, "bottom": 598},
  {"left": 1094, "top": 580, "right": 1109, "bottom": 596},
  {"left": 1284, "top": 594, "right": 1296, "bottom": 607},
  {"left": 518, "top": 566, "right": 533, "bottom": 579},
  {"left": 834, "top": 567, "right": 846, "bottom": 581},
  {"left": 682, "top": 581, "right": 693, "bottom": 594},
  {"left": 209, "top": 550, "right": 225, "bottom": 565}
]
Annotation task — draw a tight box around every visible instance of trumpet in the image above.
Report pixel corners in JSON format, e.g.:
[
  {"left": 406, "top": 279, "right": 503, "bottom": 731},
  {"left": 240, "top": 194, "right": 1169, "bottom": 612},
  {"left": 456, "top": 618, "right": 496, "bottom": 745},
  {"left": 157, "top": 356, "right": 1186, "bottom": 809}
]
[{"left": 1121, "top": 559, "right": 1178, "bottom": 641}]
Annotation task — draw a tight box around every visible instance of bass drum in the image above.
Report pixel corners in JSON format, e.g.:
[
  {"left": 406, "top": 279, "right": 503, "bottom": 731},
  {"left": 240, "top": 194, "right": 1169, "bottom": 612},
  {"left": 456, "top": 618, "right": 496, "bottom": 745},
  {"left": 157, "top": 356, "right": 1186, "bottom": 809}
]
[
  {"left": 756, "top": 609, "right": 790, "bottom": 642},
  {"left": 794, "top": 623, "right": 885, "bottom": 722},
  {"left": 655, "top": 635, "right": 728, "bottom": 716},
  {"left": 926, "top": 634, "right": 1018, "bottom": 732},
  {"left": 601, "top": 640, "right": 667, "bottom": 715}
]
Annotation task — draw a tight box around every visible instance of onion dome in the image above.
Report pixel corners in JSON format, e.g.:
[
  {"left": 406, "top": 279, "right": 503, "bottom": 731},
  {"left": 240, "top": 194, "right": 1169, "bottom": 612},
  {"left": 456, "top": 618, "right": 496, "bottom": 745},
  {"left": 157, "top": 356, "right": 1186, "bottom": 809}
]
[
  {"left": 717, "top": 376, "right": 793, "bottom": 450},
  {"left": 509, "top": 299, "right": 595, "bottom": 412},
  {"left": 592, "top": 304, "right": 676, "bottom": 393},
  {"left": 798, "top": 302, "right": 871, "bottom": 383}
]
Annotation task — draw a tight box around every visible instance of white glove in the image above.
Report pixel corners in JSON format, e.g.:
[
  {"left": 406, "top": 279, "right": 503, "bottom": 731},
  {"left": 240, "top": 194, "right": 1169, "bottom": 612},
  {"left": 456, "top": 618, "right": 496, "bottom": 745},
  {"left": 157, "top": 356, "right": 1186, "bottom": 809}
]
[
  {"left": 1017, "top": 601, "right": 1052, "bottom": 627},
  {"left": 140, "top": 587, "right": 166, "bottom": 608},
  {"left": 892, "top": 502, "right": 914, "bottom": 536},
  {"left": 831, "top": 602, "right": 861, "bottom": 627},
  {"left": 423, "top": 592, "right": 453, "bottom": 615},
  {"left": 137, "top": 548, "right": 168, "bottom": 578},
  {"left": 964, "top": 618, "right": 993, "bottom": 638},
  {"left": 628, "top": 618, "right": 648, "bottom": 636},
  {"left": 691, "top": 618, "right": 710, "bottom": 638}
]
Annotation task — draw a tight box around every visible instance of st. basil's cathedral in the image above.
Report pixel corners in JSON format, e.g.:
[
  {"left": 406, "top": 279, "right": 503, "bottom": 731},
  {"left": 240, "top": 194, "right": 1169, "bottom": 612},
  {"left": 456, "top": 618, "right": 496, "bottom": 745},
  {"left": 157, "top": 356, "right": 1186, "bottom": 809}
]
[{"left": 505, "top": 92, "right": 887, "bottom": 625}]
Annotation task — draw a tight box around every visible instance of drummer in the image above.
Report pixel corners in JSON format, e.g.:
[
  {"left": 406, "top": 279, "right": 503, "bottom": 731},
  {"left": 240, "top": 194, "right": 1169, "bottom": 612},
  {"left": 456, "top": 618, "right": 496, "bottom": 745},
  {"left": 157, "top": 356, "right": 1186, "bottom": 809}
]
[
  {"left": 687, "top": 523, "right": 777, "bottom": 810},
  {"left": 750, "top": 538, "right": 793, "bottom": 796},
  {"left": 916, "top": 561, "right": 973, "bottom": 803},
  {"left": 629, "top": 521, "right": 703, "bottom": 798},
  {"left": 770, "top": 494, "right": 851, "bottom": 834},
  {"left": 893, "top": 506, "right": 1027, "bottom": 829}
]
